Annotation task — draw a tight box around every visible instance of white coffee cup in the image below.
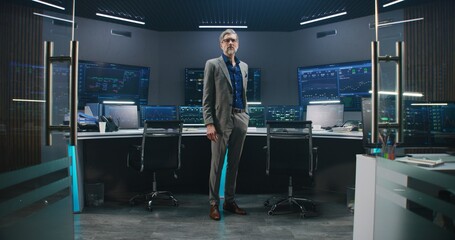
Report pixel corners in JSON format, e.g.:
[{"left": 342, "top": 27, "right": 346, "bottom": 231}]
[
  {"left": 99, "top": 122, "right": 106, "bottom": 133},
  {"left": 313, "top": 124, "right": 322, "bottom": 130}
]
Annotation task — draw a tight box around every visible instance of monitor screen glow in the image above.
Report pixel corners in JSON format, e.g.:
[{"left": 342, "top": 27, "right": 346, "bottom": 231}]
[
  {"left": 305, "top": 104, "right": 344, "bottom": 128},
  {"left": 78, "top": 60, "right": 150, "bottom": 109},
  {"left": 103, "top": 105, "right": 139, "bottom": 129},
  {"left": 298, "top": 60, "right": 371, "bottom": 111}
]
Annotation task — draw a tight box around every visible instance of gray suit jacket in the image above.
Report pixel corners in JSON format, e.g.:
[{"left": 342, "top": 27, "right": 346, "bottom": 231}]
[{"left": 202, "top": 56, "right": 249, "bottom": 133}]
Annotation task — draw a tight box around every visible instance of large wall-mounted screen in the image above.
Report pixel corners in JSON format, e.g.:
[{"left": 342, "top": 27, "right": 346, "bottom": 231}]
[
  {"left": 184, "top": 68, "right": 204, "bottom": 105},
  {"left": 247, "top": 68, "right": 261, "bottom": 102},
  {"left": 298, "top": 60, "right": 371, "bottom": 111},
  {"left": 78, "top": 60, "right": 150, "bottom": 109}
]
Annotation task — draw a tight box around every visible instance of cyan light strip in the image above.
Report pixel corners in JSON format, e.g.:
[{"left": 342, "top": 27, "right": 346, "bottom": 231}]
[
  {"left": 68, "top": 145, "right": 80, "bottom": 212},
  {"left": 219, "top": 150, "right": 228, "bottom": 198}
]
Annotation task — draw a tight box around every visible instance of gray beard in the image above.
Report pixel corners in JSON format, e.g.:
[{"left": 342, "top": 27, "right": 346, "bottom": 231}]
[{"left": 227, "top": 48, "right": 236, "bottom": 55}]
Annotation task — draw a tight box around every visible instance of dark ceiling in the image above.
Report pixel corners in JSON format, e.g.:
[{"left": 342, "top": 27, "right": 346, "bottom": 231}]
[{"left": 21, "top": 0, "right": 433, "bottom": 32}]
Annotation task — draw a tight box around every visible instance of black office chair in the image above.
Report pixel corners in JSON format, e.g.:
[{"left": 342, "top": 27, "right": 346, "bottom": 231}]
[
  {"left": 264, "top": 120, "right": 318, "bottom": 218},
  {"left": 127, "top": 120, "right": 183, "bottom": 211}
]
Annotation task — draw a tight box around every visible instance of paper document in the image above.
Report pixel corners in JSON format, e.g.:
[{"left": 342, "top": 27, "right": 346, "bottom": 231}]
[{"left": 396, "top": 156, "right": 444, "bottom": 167}]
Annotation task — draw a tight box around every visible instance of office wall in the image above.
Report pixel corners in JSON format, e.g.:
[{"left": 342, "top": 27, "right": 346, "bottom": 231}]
[
  {"left": 157, "top": 31, "right": 293, "bottom": 105},
  {"left": 74, "top": 13, "right": 394, "bottom": 116},
  {"left": 75, "top": 17, "right": 161, "bottom": 105}
]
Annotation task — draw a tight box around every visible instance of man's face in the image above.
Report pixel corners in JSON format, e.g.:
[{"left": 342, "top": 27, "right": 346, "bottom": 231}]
[{"left": 220, "top": 33, "right": 238, "bottom": 56}]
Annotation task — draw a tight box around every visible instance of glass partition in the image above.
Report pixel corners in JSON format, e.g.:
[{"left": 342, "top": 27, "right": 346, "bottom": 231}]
[
  {"left": 369, "top": 0, "right": 455, "bottom": 152},
  {"left": 371, "top": 1, "right": 455, "bottom": 238},
  {"left": 374, "top": 156, "right": 455, "bottom": 239},
  {"left": 0, "top": 0, "right": 76, "bottom": 239}
]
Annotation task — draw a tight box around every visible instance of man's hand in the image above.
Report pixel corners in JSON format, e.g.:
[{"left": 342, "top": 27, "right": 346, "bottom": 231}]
[{"left": 206, "top": 124, "right": 218, "bottom": 142}]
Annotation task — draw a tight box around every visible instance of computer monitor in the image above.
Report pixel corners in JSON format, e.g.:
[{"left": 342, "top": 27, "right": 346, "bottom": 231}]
[
  {"left": 298, "top": 60, "right": 371, "bottom": 111},
  {"left": 428, "top": 103, "right": 455, "bottom": 133},
  {"left": 184, "top": 68, "right": 205, "bottom": 105},
  {"left": 139, "top": 105, "right": 178, "bottom": 126},
  {"left": 403, "top": 102, "right": 455, "bottom": 147},
  {"left": 184, "top": 67, "right": 262, "bottom": 105},
  {"left": 179, "top": 106, "right": 204, "bottom": 126},
  {"left": 85, "top": 103, "right": 102, "bottom": 117},
  {"left": 78, "top": 60, "right": 150, "bottom": 109},
  {"left": 266, "top": 105, "right": 303, "bottom": 122},
  {"left": 248, "top": 105, "right": 266, "bottom": 127},
  {"left": 306, "top": 104, "right": 344, "bottom": 128},
  {"left": 103, "top": 104, "right": 139, "bottom": 129}
]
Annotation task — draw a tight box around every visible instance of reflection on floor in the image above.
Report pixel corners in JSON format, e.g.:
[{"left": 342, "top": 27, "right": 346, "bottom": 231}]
[{"left": 74, "top": 192, "right": 353, "bottom": 240}]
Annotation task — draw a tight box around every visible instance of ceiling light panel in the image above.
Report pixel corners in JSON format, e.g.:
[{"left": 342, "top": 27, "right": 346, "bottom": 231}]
[{"left": 95, "top": 0, "right": 146, "bottom": 26}]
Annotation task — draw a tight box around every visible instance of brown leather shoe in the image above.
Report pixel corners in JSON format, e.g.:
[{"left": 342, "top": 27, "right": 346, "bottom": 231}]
[
  {"left": 223, "top": 201, "right": 247, "bottom": 215},
  {"left": 209, "top": 205, "right": 220, "bottom": 221}
]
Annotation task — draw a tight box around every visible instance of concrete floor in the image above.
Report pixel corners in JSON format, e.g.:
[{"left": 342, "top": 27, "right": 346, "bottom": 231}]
[{"left": 74, "top": 191, "right": 353, "bottom": 240}]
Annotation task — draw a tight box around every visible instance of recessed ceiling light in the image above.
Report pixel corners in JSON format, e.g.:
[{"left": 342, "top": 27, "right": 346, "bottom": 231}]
[
  {"left": 378, "top": 17, "right": 424, "bottom": 27},
  {"left": 383, "top": 0, "right": 405, "bottom": 8},
  {"left": 96, "top": 13, "right": 145, "bottom": 25},
  {"left": 33, "top": 12, "right": 73, "bottom": 23},
  {"left": 32, "top": 0, "right": 65, "bottom": 10},
  {"left": 300, "top": 12, "right": 347, "bottom": 25},
  {"left": 199, "top": 25, "right": 248, "bottom": 29}
]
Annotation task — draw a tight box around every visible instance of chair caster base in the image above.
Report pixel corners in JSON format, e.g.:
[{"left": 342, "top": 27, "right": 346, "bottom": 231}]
[{"left": 147, "top": 201, "right": 153, "bottom": 211}]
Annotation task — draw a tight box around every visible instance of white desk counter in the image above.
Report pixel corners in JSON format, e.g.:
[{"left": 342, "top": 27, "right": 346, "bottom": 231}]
[{"left": 78, "top": 127, "right": 363, "bottom": 140}]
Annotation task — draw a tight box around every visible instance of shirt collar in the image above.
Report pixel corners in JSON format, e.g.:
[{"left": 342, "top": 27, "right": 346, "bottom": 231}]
[{"left": 222, "top": 54, "right": 240, "bottom": 65}]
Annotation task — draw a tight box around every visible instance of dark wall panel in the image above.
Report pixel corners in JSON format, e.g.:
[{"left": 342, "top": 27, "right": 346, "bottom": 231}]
[
  {"left": 0, "top": 3, "right": 43, "bottom": 172},
  {"left": 74, "top": 16, "right": 373, "bottom": 107},
  {"left": 405, "top": 0, "right": 455, "bottom": 102}
]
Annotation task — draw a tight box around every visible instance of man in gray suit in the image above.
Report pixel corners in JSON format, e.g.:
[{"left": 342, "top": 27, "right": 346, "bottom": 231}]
[{"left": 202, "top": 29, "right": 250, "bottom": 221}]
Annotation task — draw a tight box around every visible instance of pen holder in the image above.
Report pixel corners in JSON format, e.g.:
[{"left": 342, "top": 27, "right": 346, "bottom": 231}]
[{"left": 382, "top": 144, "right": 396, "bottom": 160}]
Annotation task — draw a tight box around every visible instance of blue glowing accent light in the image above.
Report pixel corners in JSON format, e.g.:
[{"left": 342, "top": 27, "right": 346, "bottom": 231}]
[
  {"left": 68, "top": 145, "right": 81, "bottom": 212},
  {"left": 219, "top": 150, "right": 228, "bottom": 198},
  {"left": 371, "top": 148, "right": 382, "bottom": 154}
]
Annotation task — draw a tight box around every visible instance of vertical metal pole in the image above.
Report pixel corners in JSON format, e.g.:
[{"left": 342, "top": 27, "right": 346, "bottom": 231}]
[
  {"left": 374, "top": 0, "right": 379, "bottom": 42},
  {"left": 308, "top": 122, "right": 313, "bottom": 176},
  {"left": 371, "top": 41, "right": 380, "bottom": 144},
  {"left": 371, "top": 0, "right": 380, "bottom": 145},
  {"left": 396, "top": 42, "right": 405, "bottom": 143},
  {"left": 45, "top": 41, "right": 54, "bottom": 146},
  {"left": 70, "top": 41, "right": 79, "bottom": 146}
]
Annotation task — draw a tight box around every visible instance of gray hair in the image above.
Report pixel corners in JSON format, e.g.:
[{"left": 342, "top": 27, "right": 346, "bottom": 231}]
[{"left": 219, "top": 29, "right": 238, "bottom": 43}]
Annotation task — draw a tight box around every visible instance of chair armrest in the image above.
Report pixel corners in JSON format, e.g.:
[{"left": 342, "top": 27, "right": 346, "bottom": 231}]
[
  {"left": 312, "top": 147, "right": 318, "bottom": 171},
  {"left": 127, "top": 144, "right": 142, "bottom": 169},
  {"left": 263, "top": 146, "right": 270, "bottom": 175}
]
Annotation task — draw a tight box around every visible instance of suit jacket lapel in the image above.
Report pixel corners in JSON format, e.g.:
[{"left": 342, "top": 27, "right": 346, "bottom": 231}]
[
  {"left": 239, "top": 63, "right": 248, "bottom": 93},
  {"left": 217, "top": 56, "right": 232, "bottom": 89}
]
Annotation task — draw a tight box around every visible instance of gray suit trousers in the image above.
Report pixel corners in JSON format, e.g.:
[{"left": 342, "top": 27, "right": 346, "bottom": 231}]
[{"left": 208, "top": 111, "right": 249, "bottom": 206}]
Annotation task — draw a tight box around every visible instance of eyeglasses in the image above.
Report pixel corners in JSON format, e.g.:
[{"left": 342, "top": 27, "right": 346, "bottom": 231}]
[{"left": 222, "top": 38, "right": 237, "bottom": 43}]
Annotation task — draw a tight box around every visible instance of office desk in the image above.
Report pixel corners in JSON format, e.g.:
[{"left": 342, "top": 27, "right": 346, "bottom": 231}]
[
  {"left": 353, "top": 154, "right": 455, "bottom": 240},
  {"left": 77, "top": 127, "right": 363, "bottom": 139},
  {"left": 77, "top": 128, "right": 363, "bottom": 208}
]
